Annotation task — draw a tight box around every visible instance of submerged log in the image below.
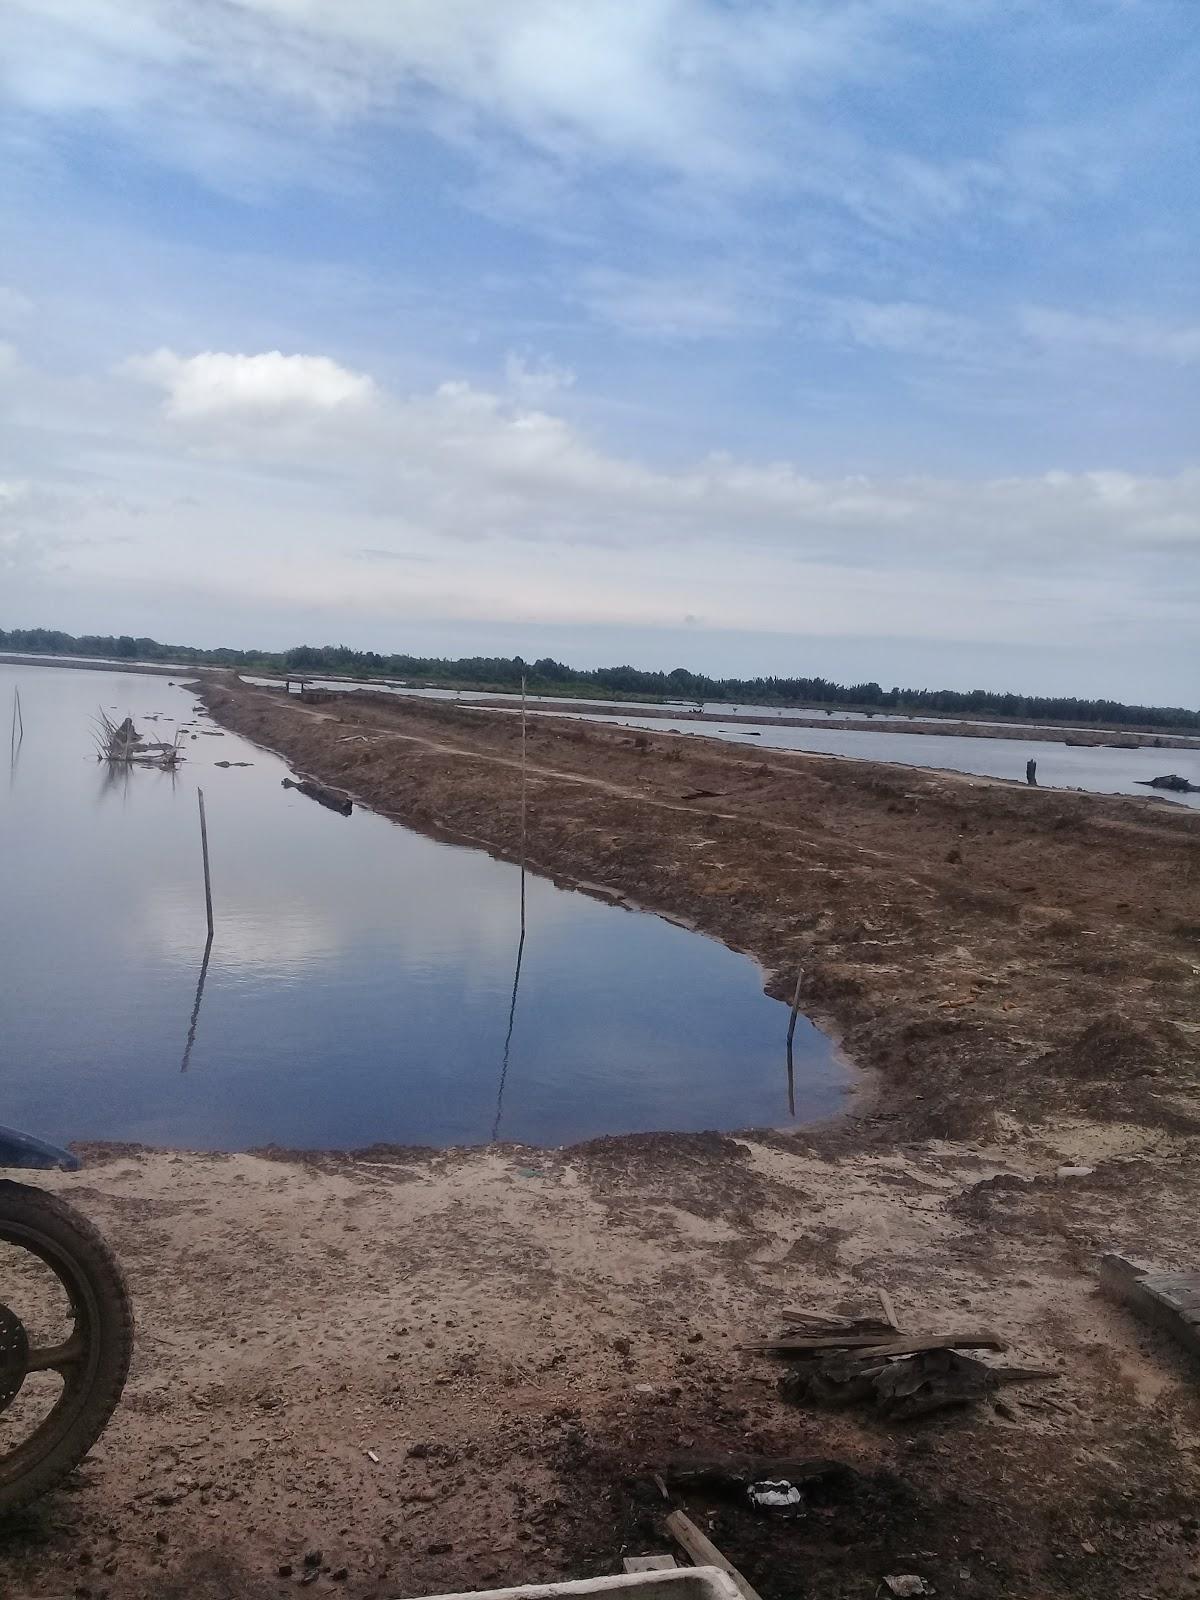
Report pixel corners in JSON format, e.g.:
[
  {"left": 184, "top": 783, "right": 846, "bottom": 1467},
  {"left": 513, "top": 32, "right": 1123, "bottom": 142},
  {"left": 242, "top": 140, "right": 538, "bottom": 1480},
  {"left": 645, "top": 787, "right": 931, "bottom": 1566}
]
[
  {"left": 281, "top": 775, "right": 353, "bottom": 816},
  {"left": 1137, "top": 773, "right": 1198, "bottom": 793}
]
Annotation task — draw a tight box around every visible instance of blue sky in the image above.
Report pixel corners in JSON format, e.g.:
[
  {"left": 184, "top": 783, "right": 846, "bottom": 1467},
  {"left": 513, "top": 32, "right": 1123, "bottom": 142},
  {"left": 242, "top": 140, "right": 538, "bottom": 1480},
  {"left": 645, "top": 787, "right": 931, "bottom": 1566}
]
[{"left": 1, "top": 0, "right": 1197, "bottom": 700}]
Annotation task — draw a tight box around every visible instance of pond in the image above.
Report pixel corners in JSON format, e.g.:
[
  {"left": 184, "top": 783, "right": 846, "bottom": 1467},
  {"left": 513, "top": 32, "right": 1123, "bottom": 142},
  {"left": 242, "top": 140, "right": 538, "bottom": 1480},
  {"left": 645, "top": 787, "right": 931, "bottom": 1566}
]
[{"left": 0, "top": 664, "right": 847, "bottom": 1151}]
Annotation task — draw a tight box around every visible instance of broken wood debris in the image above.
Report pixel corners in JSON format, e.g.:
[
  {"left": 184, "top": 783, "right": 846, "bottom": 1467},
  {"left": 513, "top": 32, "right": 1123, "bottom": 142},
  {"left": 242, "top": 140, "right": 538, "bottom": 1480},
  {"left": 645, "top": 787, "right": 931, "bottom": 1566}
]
[
  {"left": 746, "top": 1304, "right": 1053, "bottom": 1421},
  {"left": 739, "top": 1330, "right": 1006, "bottom": 1355},
  {"left": 666, "top": 1510, "right": 764, "bottom": 1600}
]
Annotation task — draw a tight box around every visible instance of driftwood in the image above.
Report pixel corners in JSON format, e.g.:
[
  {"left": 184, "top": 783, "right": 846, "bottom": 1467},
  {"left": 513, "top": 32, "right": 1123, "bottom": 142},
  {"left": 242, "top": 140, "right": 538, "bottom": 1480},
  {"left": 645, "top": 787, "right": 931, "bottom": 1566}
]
[
  {"left": 1137, "top": 773, "right": 1198, "bottom": 793},
  {"left": 281, "top": 776, "right": 353, "bottom": 816}
]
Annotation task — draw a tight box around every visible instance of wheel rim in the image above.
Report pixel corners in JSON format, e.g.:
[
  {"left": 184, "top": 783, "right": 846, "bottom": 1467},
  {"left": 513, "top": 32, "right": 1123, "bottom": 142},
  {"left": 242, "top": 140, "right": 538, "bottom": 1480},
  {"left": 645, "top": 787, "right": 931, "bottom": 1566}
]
[{"left": 0, "top": 1215, "right": 104, "bottom": 1489}]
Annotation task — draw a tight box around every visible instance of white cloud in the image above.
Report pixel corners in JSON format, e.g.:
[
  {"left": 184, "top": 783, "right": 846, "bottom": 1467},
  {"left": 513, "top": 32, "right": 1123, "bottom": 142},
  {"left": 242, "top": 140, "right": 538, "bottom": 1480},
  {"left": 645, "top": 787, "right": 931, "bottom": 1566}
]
[
  {"left": 817, "top": 297, "right": 982, "bottom": 359},
  {"left": 110, "top": 348, "right": 1200, "bottom": 564},
  {"left": 122, "top": 348, "right": 378, "bottom": 419},
  {"left": 577, "top": 266, "right": 773, "bottom": 339},
  {"left": 1020, "top": 307, "right": 1200, "bottom": 366}
]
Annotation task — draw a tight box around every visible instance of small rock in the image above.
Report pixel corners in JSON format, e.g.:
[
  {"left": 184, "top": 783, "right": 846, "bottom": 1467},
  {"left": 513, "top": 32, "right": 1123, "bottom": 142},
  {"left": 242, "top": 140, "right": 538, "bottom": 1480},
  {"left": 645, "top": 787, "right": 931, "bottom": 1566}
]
[
  {"left": 1056, "top": 1165, "right": 1095, "bottom": 1180},
  {"left": 407, "top": 1443, "right": 430, "bottom": 1459},
  {"left": 278, "top": 1564, "right": 294, "bottom": 1578},
  {"left": 303, "top": 1551, "right": 323, "bottom": 1569},
  {"left": 332, "top": 1567, "right": 349, "bottom": 1581},
  {"left": 883, "top": 1579, "right": 931, "bottom": 1598},
  {"left": 427, "top": 1542, "right": 452, "bottom": 1556},
  {"left": 612, "top": 1337, "right": 632, "bottom": 1358}
]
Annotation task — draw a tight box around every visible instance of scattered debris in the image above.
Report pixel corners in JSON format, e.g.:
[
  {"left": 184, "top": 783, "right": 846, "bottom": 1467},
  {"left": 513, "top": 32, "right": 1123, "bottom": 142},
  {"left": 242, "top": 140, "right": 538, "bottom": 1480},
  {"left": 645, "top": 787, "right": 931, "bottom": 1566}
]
[
  {"left": 92, "top": 708, "right": 184, "bottom": 770},
  {"left": 747, "top": 1305, "right": 1052, "bottom": 1421},
  {"left": 881, "top": 1577, "right": 932, "bottom": 1597},
  {"left": 213, "top": 759, "right": 253, "bottom": 768}
]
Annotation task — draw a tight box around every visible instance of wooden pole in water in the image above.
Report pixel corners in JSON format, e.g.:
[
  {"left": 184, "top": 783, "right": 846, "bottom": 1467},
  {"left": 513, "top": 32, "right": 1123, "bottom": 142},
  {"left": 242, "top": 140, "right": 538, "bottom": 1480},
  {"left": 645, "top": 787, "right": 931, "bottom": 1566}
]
[
  {"left": 519, "top": 673, "right": 528, "bottom": 920},
  {"left": 197, "top": 787, "right": 214, "bottom": 939},
  {"left": 10, "top": 687, "right": 22, "bottom": 756},
  {"left": 785, "top": 968, "right": 803, "bottom": 1117}
]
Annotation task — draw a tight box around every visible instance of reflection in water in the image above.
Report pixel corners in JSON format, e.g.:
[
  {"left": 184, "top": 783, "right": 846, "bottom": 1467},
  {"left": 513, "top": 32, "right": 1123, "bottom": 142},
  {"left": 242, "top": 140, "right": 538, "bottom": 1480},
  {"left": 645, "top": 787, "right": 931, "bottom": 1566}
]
[
  {"left": 180, "top": 932, "right": 214, "bottom": 1073},
  {"left": 2, "top": 661, "right": 848, "bottom": 1149}
]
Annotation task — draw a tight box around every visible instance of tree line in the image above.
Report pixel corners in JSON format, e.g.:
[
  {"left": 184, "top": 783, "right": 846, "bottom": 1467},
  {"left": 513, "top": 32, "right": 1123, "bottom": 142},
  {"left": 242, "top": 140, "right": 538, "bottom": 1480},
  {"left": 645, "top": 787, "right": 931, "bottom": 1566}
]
[{"left": 2, "top": 625, "right": 1196, "bottom": 731}]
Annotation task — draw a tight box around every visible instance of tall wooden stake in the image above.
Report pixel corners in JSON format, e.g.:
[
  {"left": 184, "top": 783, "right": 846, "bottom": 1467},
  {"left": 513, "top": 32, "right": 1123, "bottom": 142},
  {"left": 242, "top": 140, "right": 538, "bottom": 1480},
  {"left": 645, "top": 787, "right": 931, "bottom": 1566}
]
[
  {"left": 519, "top": 673, "right": 528, "bottom": 921},
  {"left": 197, "top": 787, "right": 214, "bottom": 939},
  {"left": 785, "top": 968, "right": 803, "bottom": 1118}
]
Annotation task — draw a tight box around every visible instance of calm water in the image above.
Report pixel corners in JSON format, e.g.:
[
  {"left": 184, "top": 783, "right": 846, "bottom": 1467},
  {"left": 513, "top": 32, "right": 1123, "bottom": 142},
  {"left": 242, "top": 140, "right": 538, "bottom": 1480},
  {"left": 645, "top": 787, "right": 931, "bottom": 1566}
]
[{"left": 0, "top": 665, "right": 845, "bottom": 1150}]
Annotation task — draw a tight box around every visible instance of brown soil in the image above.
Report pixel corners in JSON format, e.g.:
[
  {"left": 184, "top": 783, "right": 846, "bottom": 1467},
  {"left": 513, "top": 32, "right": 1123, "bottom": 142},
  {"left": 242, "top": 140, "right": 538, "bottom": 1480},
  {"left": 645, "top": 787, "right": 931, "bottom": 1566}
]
[{"left": 3, "top": 673, "right": 1199, "bottom": 1600}]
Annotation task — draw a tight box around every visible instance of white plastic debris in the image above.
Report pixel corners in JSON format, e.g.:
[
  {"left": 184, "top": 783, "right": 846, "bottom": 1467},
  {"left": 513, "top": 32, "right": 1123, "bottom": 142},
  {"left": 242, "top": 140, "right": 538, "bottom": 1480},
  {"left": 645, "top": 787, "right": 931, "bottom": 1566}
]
[
  {"left": 1055, "top": 1165, "right": 1095, "bottom": 1179},
  {"left": 746, "top": 1480, "right": 803, "bottom": 1511}
]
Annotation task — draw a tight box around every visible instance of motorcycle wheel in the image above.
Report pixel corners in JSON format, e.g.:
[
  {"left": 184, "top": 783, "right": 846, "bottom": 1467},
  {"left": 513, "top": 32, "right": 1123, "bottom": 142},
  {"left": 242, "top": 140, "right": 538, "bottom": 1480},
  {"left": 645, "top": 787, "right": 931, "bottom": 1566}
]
[{"left": 0, "top": 1179, "right": 133, "bottom": 1516}]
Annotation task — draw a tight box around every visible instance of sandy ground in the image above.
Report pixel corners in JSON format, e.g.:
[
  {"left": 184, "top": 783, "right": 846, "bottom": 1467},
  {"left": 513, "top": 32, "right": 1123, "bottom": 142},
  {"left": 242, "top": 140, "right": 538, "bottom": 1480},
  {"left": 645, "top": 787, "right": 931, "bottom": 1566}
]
[
  {"left": 2, "top": 674, "right": 1199, "bottom": 1600},
  {"left": 4, "top": 1126, "right": 1200, "bottom": 1600}
]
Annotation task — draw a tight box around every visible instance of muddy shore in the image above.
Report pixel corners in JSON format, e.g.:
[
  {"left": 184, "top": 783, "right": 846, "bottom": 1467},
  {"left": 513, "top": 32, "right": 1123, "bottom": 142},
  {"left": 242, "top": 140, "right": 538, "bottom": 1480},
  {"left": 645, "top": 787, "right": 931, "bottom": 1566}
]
[{"left": 3, "top": 672, "right": 1199, "bottom": 1600}]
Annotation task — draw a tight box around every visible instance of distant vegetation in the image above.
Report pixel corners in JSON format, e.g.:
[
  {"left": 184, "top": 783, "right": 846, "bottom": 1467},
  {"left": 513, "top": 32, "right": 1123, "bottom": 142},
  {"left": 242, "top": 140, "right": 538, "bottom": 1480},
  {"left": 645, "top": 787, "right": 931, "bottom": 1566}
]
[{"left": 3, "top": 625, "right": 1197, "bottom": 731}]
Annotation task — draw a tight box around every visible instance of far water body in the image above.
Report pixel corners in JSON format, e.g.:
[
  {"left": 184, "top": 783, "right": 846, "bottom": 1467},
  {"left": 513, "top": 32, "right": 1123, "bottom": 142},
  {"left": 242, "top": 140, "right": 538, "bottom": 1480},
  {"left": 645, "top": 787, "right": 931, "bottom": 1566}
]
[{"left": 0, "top": 664, "right": 847, "bottom": 1151}]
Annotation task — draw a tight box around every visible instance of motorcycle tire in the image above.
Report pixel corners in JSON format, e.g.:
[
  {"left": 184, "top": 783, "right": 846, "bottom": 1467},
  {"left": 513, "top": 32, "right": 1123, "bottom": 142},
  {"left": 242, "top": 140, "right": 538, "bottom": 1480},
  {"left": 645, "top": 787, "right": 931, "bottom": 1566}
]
[{"left": 0, "top": 1179, "right": 133, "bottom": 1516}]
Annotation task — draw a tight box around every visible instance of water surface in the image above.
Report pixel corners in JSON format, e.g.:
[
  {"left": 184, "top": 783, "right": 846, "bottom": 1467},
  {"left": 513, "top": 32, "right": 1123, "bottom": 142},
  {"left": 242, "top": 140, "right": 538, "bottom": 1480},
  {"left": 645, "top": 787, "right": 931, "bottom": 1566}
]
[{"left": 1, "top": 664, "right": 845, "bottom": 1150}]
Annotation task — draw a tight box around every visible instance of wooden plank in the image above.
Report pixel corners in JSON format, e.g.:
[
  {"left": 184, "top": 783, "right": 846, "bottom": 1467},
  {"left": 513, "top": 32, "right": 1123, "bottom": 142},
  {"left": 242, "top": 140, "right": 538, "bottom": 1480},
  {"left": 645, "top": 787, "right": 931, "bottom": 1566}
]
[
  {"left": 623, "top": 1556, "right": 679, "bottom": 1573},
  {"left": 740, "top": 1331, "right": 1006, "bottom": 1355},
  {"left": 878, "top": 1289, "right": 901, "bottom": 1332},
  {"left": 666, "top": 1511, "right": 764, "bottom": 1600}
]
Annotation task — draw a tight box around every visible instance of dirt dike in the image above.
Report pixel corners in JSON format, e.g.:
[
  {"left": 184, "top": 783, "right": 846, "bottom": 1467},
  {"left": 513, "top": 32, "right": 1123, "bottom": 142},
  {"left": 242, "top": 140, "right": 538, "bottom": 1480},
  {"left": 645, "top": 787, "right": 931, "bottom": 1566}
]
[{"left": 197, "top": 674, "right": 1200, "bottom": 1144}]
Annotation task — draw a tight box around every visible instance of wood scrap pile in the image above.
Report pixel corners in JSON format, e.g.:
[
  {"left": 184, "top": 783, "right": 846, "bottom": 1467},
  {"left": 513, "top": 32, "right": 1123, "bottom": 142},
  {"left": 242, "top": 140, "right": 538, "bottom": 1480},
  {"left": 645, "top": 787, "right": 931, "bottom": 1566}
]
[{"left": 740, "top": 1296, "right": 1054, "bottom": 1421}]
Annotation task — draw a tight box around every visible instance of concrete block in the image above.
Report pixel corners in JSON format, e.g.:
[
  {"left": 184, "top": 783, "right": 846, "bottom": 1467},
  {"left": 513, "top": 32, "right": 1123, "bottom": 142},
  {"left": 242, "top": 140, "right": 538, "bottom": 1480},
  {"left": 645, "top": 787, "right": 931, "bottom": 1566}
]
[{"left": 1100, "top": 1253, "right": 1200, "bottom": 1362}]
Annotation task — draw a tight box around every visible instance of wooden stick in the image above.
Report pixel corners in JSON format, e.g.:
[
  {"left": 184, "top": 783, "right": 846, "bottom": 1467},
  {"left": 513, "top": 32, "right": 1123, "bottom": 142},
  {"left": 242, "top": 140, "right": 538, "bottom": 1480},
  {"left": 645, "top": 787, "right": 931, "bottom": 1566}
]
[
  {"left": 197, "top": 787, "right": 214, "bottom": 939},
  {"left": 739, "top": 1331, "right": 1006, "bottom": 1355},
  {"left": 666, "top": 1511, "right": 764, "bottom": 1600},
  {"left": 878, "top": 1288, "right": 901, "bottom": 1332},
  {"left": 786, "top": 968, "right": 803, "bottom": 1047}
]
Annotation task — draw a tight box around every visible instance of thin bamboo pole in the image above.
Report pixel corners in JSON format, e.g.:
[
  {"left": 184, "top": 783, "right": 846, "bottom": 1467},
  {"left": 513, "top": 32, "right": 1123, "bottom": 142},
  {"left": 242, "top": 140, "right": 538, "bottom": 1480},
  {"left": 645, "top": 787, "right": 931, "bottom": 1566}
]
[
  {"left": 785, "top": 967, "right": 803, "bottom": 1117},
  {"left": 197, "top": 787, "right": 214, "bottom": 939}
]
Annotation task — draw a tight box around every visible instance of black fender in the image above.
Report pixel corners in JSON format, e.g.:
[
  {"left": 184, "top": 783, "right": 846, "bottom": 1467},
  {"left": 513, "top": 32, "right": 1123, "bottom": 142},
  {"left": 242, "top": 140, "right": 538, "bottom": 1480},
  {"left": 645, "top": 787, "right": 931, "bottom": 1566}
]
[{"left": 0, "top": 1123, "right": 79, "bottom": 1171}]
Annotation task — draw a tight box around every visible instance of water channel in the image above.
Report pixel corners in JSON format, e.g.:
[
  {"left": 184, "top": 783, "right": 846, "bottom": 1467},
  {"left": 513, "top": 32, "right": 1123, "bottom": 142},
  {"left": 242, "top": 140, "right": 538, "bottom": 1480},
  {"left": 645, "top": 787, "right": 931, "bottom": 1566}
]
[{"left": 0, "top": 664, "right": 847, "bottom": 1151}]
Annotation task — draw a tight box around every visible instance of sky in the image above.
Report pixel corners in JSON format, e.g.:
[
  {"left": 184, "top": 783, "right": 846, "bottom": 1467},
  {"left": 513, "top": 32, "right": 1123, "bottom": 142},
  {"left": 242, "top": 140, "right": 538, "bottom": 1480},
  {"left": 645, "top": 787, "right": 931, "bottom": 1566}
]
[{"left": 0, "top": 1, "right": 1197, "bottom": 702}]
